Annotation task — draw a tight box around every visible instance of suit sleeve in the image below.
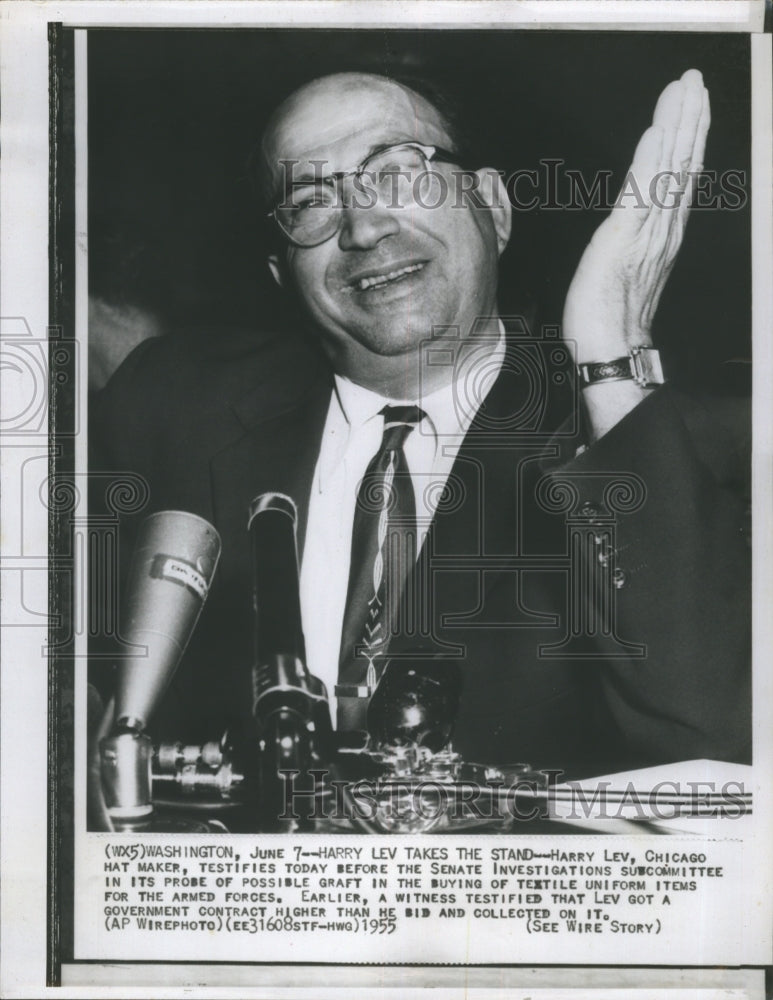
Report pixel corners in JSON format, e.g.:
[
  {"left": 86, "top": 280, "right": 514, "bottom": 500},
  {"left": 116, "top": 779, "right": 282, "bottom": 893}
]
[{"left": 549, "top": 385, "right": 751, "bottom": 765}]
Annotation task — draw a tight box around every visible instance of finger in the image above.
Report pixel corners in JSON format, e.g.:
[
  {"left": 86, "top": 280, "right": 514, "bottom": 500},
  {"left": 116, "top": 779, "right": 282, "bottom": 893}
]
[
  {"left": 681, "top": 85, "right": 710, "bottom": 218},
  {"left": 651, "top": 78, "right": 686, "bottom": 176},
  {"left": 671, "top": 70, "right": 705, "bottom": 175},
  {"left": 615, "top": 73, "right": 698, "bottom": 221},
  {"left": 657, "top": 72, "right": 708, "bottom": 216},
  {"left": 631, "top": 123, "right": 665, "bottom": 194},
  {"left": 662, "top": 74, "right": 709, "bottom": 230},
  {"left": 695, "top": 81, "right": 711, "bottom": 167},
  {"left": 652, "top": 78, "right": 687, "bottom": 130},
  {"left": 609, "top": 123, "right": 663, "bottom": 234},
  {"left": 645, "top": 72, "right": 708, "bottom": 245}
]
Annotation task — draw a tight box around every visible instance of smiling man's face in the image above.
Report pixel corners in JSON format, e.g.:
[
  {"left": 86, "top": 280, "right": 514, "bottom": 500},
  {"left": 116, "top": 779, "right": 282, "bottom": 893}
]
[{"left": 263, "top": 73, "right": 510, "bottom": 391}]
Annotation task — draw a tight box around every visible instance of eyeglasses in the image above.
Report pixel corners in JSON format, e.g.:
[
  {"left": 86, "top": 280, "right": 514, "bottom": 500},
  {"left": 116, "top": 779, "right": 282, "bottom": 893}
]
[{"left": 268, "top": 142, "right": 462, "bottom": 248}]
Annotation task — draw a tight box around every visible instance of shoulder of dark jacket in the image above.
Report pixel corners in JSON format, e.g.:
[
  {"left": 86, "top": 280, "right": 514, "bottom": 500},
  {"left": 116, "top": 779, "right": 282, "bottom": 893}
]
[
  {"left": 668, "top": 382, "right": 751, "bottom": 492},
  {"left": 90, "top": 326, "right": 330, "bottom": 463}
]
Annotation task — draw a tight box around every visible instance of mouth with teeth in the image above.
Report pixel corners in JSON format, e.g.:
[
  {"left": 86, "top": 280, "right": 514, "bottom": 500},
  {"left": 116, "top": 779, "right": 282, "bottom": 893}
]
[{"left": 352, "top": 261, "right": 426, "bottom": 292}]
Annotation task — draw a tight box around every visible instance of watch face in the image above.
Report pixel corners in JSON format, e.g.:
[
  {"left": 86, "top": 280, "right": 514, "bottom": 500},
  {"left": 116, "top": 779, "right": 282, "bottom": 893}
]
[
  {"left": 579, "top": 358, "right": 633, "bottom": 387},
  {"left": 580, "top": 350, "right": 664, "bottom": 388}
]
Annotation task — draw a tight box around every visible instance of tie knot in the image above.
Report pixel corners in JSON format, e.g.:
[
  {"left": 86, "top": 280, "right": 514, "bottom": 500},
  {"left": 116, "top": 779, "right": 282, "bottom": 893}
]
[{"left": 380, "top": 404, "right": 426, "bottom": 451}]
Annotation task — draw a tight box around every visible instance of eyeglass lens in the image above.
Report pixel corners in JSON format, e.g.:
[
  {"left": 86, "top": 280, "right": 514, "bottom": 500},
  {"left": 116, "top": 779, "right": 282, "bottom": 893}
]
[{"left": 274, "top": 144, "right": 435, "bottom": 246}]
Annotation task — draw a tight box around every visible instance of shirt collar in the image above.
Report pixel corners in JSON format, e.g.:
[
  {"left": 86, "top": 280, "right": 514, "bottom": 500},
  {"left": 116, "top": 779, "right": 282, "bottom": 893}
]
[
  {"left": 334, "top": 320, "right": 506, "bottom": 436},
  {"left": 332, "top": 373, "right": 390, "bottom": 434},
  {"left": 321, "top": 321, "right": 506, "bottom": 485}
]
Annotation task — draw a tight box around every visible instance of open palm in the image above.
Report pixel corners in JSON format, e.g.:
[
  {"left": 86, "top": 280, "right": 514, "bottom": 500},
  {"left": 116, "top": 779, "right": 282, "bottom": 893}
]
[{"left": 563, "top": 69, "right": 710, "bottom": 365}]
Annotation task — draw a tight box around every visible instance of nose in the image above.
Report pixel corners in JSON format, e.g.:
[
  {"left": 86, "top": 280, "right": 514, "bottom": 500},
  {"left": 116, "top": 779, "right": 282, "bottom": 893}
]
[{"left": 337, "top": 197, "right": 401, "bottom": 251}]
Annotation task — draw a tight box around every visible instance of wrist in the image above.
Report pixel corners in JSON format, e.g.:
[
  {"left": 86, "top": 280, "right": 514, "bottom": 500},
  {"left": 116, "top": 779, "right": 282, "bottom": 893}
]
[{"left": 582, "top": 380, "right": 657, "bottom": 443}]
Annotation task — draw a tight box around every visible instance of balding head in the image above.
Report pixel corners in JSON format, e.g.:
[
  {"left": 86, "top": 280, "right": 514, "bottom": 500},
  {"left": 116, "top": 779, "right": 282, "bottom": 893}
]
[{"left": 259, "top": 72, "right": 460, "bottom": 206}]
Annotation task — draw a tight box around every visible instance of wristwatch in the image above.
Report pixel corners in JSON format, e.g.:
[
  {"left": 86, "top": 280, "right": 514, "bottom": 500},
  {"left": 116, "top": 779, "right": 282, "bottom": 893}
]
[{"left": 577, "top": 346, "right": 665, "bottom": 389}]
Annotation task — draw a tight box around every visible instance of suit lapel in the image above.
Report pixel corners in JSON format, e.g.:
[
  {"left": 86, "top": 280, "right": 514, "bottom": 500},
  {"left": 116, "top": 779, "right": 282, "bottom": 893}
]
[{"left": 393, "top": 327, "right": 573, "bottom": 653}]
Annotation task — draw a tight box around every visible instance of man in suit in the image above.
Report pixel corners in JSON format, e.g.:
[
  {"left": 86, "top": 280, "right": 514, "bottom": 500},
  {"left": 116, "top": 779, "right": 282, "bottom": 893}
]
[{"left": 91, "top": 68, "right": 750, "bottom": 778}]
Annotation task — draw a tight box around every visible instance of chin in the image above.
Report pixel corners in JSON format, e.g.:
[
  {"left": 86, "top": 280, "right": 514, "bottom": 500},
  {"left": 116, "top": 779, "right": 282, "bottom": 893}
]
[{"left": 353, "top": 323, "right": 435, "bottom": 358}]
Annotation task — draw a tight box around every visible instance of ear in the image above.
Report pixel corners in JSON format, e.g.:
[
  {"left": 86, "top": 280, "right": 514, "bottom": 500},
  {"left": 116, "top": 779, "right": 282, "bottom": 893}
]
[
  {"left": 268, "top": 254, "right": 284, "bottom": 288},
  {"left": 474, "top": 168, "right": 512, "bottom": 255}
]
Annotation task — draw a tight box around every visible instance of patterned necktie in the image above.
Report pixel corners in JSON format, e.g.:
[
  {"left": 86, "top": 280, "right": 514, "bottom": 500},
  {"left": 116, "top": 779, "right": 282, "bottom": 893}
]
[{"left": 336, "top": 404, "right": 425, "bottom": 732}]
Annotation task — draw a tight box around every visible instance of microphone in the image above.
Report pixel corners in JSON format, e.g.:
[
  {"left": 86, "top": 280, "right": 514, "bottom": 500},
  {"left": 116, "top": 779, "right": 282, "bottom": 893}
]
[
  {"left": 250, "top": 493, "right": 305, "bottom": 672},
  {"left": 100, "top": 511, "right": 221, "bottom": 828},
  {"left": 113, "top": 510, "right": 221, "bottom": 731},
  {"left": 248, "top": 493, "right": 331, "bottom": 829}
]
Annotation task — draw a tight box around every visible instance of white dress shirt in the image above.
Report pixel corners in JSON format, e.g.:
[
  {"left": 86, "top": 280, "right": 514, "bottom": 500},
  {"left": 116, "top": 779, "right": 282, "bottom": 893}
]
[{"left": 299, "top": 332, "right": 506, "bottom": 719}]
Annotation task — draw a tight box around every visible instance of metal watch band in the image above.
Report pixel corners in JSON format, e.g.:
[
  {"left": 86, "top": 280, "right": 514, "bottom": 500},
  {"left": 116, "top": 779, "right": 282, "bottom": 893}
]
[{"left": 577, "top": 346, "right": 664, "bottom": 389}]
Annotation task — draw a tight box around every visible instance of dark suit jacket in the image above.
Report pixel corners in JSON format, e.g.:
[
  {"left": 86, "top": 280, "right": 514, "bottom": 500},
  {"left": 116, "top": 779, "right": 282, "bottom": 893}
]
[{"left": 90, "top": 326, "right": 751, "bottom": 778}]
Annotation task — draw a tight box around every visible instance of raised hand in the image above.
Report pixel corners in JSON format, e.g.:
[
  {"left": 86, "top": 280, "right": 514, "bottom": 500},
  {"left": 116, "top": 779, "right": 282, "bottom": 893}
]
[{"left": 563, "top": 69, "right": 710, "bottom": 368}]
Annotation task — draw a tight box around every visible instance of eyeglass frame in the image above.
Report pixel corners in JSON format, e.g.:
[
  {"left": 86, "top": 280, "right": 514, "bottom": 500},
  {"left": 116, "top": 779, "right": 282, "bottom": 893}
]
[{"left": 266, "top": 141, "right": 467, "bottom": 248}]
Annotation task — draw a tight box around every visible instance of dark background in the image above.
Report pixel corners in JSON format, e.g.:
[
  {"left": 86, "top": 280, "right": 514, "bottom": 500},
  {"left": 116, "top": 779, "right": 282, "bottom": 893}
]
[{"left": 88, "top": 29, "right": 751, "bottom": 388}]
